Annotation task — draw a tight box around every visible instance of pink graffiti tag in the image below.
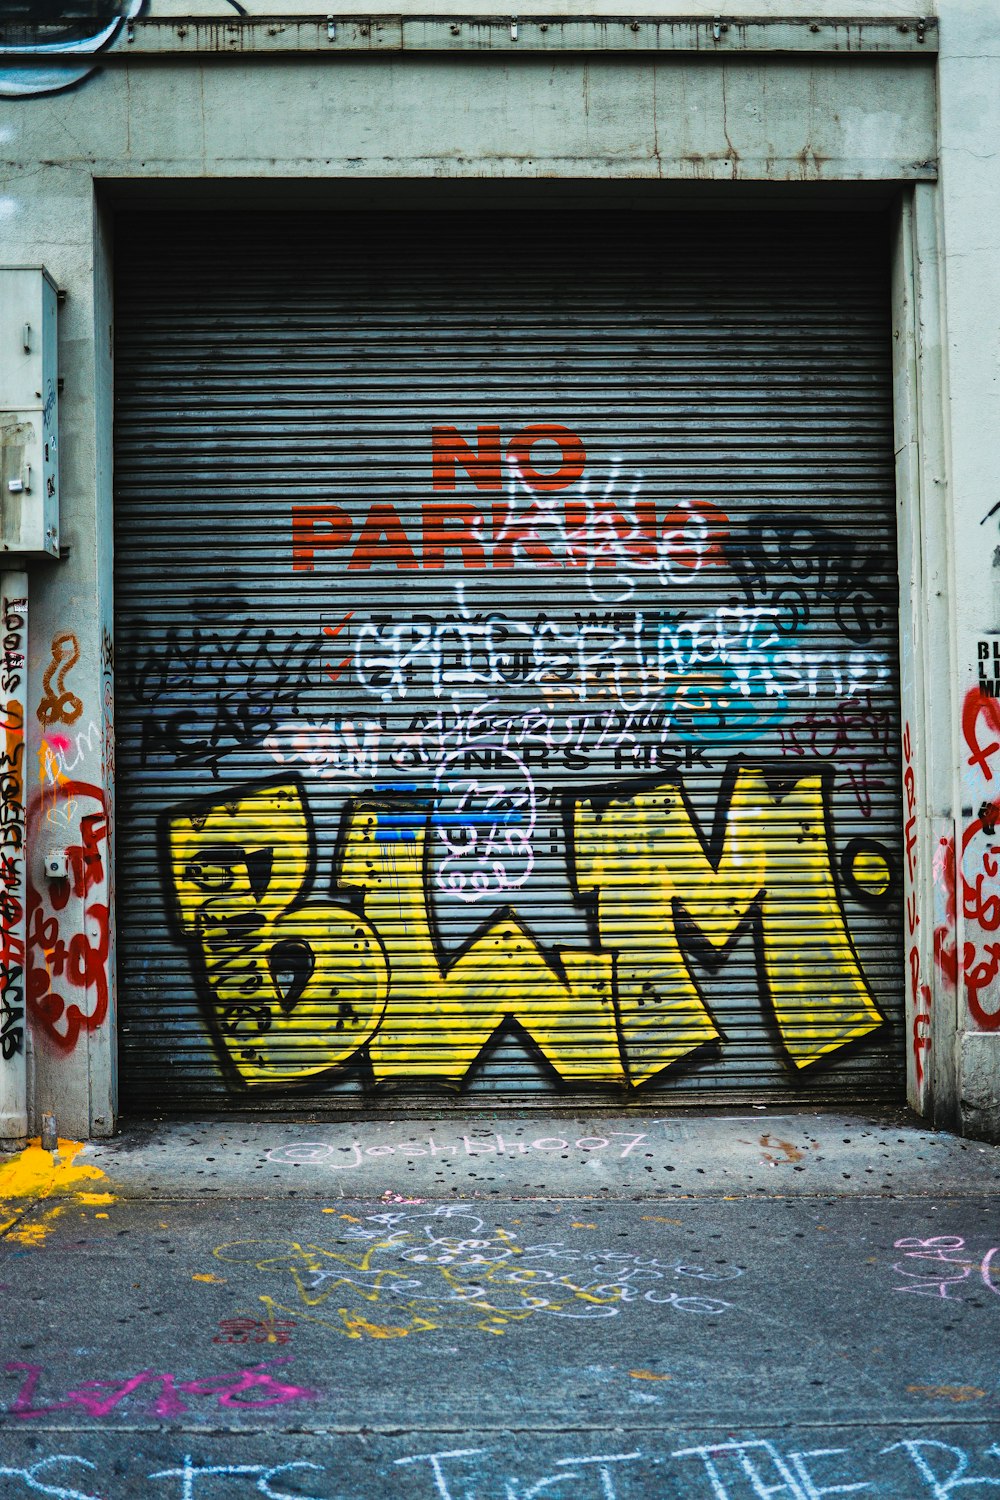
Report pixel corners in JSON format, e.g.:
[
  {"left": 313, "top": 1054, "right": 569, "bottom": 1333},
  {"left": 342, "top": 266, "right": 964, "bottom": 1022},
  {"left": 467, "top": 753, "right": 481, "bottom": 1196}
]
[
  {"left": 4, "top": 1359, "right": 317, "bottom": 1420},
  {"left": 892, "top": 1236, "right": 1000, "bottom": 1301}
]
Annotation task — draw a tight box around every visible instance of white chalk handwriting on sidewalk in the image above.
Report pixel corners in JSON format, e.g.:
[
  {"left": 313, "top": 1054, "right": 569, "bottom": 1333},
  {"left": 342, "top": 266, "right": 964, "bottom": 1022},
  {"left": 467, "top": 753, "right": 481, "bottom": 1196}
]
[
  {"left": 0, "top": 1456, "right": 326, "bottom": 1500},
  {"left": 213, "top": 1204, "right": 743, "bottom": 1340},
  {"left": 397, "top": 1440, "right": 1000, "bottom": 1500},
  {"left": 3, "top": 1437, "right": 1000, "bottom": 1498},
  {"left": 266, "top": 1131, "right": 648, "bottom": 1168}
]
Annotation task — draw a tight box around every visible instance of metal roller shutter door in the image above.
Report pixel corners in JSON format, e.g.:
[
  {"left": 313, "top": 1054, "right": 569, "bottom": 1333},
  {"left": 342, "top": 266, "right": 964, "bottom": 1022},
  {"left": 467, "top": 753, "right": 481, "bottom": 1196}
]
[{"left": 113, "top": 208, "right": 904, "bottom": 1112}]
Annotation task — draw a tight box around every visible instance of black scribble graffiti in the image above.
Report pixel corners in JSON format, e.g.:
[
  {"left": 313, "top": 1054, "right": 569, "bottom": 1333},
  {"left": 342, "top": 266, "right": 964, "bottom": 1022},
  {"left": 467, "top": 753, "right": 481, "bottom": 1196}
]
[
  {"left": 777, "top": 690, "right": 892, "bottom": 819},
  {"left": 979, "top": 801, "right": 1000, "bottom": 837},
  {"left": 0, "top": 595, "right": 26, "bottom": 1062},
  {"left": 122, "top": 620, "right": 326, "bottom": 776},
  {"left": 724, "top": 512, "right": 892, "bottom": 644}
]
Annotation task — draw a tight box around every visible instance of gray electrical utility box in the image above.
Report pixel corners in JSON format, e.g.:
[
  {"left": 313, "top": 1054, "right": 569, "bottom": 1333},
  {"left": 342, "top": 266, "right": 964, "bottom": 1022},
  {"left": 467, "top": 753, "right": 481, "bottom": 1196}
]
[{"left": 0, "top": 268, "right": 60, "bottom": 558}]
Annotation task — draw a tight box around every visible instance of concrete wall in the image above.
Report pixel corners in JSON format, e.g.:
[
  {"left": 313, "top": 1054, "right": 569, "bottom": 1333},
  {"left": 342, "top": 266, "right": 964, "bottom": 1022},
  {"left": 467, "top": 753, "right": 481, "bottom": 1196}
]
[
  {"left": 0, "top": 2, "right": 997, "bottom": 1138},
  {"left": 932, "top": 6, "right": 1000, "bottom": 1138}
]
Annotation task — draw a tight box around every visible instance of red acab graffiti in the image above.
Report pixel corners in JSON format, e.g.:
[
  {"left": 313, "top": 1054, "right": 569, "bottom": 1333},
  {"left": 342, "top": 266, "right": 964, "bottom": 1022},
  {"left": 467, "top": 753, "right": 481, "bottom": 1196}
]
[
  {"left": 933, "top": 815, "right": 1000, "bottom": 1031},
  {"left": 25, "top": 779, "right": 110, "bottom": 1051}
]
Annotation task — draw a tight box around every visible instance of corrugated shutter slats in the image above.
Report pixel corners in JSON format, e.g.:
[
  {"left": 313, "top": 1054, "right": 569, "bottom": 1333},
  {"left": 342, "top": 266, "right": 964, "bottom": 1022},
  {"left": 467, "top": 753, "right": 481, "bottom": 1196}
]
[{"left": 113, "top": 210, "right": 904, "bottom": 1111}]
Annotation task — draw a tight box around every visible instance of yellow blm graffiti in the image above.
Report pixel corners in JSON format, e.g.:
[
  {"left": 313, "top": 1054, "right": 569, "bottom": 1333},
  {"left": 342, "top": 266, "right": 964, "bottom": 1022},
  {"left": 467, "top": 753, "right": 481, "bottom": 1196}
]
[
  {"left": 337, "top": 801, "right": 622, "bottom": 1086},
  {"left": 165, "top": 780, "right": 388, "bottom": 1087},
  {"left": 164, "top": 766, "right": 885, "bottom": 1090},
  {"left": 572, "top": 764, "right": 885, "bottom": 1081}
]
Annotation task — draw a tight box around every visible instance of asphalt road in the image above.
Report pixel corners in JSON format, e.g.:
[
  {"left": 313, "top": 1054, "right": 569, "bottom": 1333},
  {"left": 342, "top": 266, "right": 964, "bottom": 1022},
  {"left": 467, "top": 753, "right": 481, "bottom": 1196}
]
[{"left": 2, "top": 1109, "right": 999, "bottom": 1498}]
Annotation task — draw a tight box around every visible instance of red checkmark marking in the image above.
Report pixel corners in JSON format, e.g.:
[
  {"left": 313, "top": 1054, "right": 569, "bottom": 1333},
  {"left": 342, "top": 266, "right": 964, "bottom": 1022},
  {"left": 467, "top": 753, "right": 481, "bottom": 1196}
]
[{"left": 323, "top": 612, "right": 354, "bottom": 681}]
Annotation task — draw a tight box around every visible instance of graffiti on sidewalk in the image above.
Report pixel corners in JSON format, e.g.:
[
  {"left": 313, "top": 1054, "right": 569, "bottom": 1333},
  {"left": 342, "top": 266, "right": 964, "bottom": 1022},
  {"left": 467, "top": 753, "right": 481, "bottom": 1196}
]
[
  {"left": 2, "top": 1358, "right": 316, "bottom": 1421},
  {"left": 264, "top": 1130, "right": 650, "bottom": 1168},
  {"left": 213, "top": 1315, "right": 296, "bottom": 1347},
  {"left": 2, "top": 1434, "right": 1000, "bottom": 1498},
  {"left": 214, "top": 1203, "right": 744, "bottom": 1340},
  {"left": 890, "top": 1234, "right": 1000, "bottom": 1303}
]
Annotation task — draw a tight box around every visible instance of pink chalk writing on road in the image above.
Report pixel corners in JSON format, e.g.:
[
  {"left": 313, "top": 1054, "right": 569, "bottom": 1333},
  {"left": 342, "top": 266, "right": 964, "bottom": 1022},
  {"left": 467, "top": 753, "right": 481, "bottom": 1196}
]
[
  {"left": 892, "top": 1236, "right": 1000, "bottom": 1301},
  {"left": 3, "top": 1359, "right": 317, "bottom": 1420}
]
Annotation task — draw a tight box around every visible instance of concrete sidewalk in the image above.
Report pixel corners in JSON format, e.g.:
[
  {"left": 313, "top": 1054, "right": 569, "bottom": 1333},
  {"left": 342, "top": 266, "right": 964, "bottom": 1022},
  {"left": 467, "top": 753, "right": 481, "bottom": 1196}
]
[
  {"left": 71, "top": 1106, "right": 1000, "bottom": 1199},
  {"left": 2, "top": 1108, "right": 1000, "bottom": 1499}
]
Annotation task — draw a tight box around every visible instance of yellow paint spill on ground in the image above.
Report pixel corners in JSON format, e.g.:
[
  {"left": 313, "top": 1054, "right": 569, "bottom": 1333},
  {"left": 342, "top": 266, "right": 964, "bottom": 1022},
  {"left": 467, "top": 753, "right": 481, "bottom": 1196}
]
[
  {"left": 630, "top": 1370, "right": 673, "bottom": 1381},
  {"left": 193, "top": 1273, "right": 226, "bottom": 1284},
  {"left": 907, "top": 1384, "right": 986, "bottom": 1402},
  {"left": 641, "top": 1216, "right": 684, "bottom": 1225},
  {"left": 0, "top": 1139, "right": 105, "bottom": 1199},
  {"left": 0, "top": 1139, "right": 115, "bottom": 1247},
  {"left": 571, "top": 1222, "right": 597, "bottom": 1229},
  {"left": 7, "top": 1214, "right": 64, "bottom": 1248}
]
